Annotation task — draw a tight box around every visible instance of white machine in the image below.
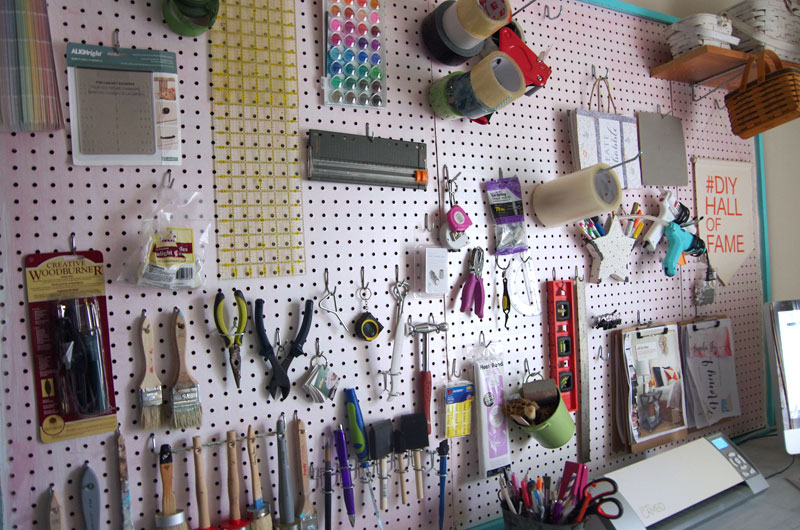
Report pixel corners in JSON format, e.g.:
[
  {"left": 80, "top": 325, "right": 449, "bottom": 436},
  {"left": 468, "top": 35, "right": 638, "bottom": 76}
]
[
  {"left": 586, "top": 433, "right": 768, "bottom": 530},
  {"left": 765, "top": 300, "right": 800, "bottom": 455}
]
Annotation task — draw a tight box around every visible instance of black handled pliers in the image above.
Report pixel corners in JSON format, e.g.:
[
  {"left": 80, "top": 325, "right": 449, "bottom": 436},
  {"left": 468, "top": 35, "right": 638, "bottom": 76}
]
[
  {"left": 255, "top": 298, "right": 291, "bottom": 401},
  {"left": 266, "top": 299, "right": 314, "bottom": 401}
]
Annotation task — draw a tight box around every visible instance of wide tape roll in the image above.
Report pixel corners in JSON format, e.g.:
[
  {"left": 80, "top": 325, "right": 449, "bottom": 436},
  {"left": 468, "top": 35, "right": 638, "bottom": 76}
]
[
  {"left": 422, "top": 0, "right": 483, "bottom": 66},
  {"left": 442, "top": 1, "right": 485, "bottom": 51},
  {"left": 532, "top": 164, "right": 623, "bottom": 227},
  {"left": 429, "top": 72, "right": 466, "bottom": 120},
  {"left": 448, "top": 72, "right": 494, "bottom": 119},
  {"left": 455, "top": 0, "right": 511, "bottom": 39},
  {"left": 469, "top": 51, "right": 525, "bottom": 110}
]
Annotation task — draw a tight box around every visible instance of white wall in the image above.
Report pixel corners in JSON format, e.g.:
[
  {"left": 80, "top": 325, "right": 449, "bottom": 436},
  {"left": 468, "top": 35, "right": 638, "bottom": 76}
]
[{"left": 627, "top": 0, "right": 799, "bottom": 299}]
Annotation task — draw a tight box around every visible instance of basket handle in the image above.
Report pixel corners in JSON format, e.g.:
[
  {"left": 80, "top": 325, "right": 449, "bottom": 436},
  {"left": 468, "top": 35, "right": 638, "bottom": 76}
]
[
  {"left": 739, "top": 57, "right": 758, "bottom": 92},
  {"left": 757, "top": 50, "right": 784, "bottom": 83}
]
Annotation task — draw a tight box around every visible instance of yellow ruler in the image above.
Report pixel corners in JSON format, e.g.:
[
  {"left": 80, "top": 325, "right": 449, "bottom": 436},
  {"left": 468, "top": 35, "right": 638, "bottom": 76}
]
[{"left": 210, "top": 0, "right": 305, "bottom": 279}]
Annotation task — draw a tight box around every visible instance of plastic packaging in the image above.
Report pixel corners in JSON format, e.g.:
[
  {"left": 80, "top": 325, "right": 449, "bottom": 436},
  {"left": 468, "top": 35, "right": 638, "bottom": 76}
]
[
  {"left": 121, "top": 183, "right": 211, "bottom": 289},
  {"left": 486, "top": 175, "right": 528, "bottom": 255}
]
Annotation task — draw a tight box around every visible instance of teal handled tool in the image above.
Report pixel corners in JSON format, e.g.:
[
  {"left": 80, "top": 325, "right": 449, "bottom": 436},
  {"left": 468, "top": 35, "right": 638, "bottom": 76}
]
[
  {"left": 345, "top": 388, "right": 384, "bottom": 529},
  {"left": 213, "top": 289, "right": 248, "bottom": 388}
]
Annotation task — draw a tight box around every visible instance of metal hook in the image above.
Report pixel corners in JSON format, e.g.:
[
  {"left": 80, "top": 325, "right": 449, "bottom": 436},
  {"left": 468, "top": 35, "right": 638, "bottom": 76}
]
[
  {"left": 365, "top": 123, "right": 374, "bottom": 142},
  {"left": 148, "top": 433, "right": 157, "bottom": 453},
  {"left": 599, "top": 151, "right": 643, "bottom": 176},
  {"left": 448, "top": 357, "right": 461, "bottom": 380},
  {"left": 69, "top": 232, "right": 77, "bottom": 254},
  {"left": 395, "top": 264, "right": 399, "bottom": 283},
  {"left": 544, "top": 4, "right": 562, "bottom": 19},
  {"left": 512, "top": 0, "right": 539, "bottom": 17},
  {"left": 112, "top": 28, "right": 120, "bottom": 53},
  {"left": 319, "top": 269, "right": 349, "bottom": 332},
  {"left": 713, "top": 99, "right": 724, "bottom": 110},
  {"left": 592, "top": 65, "right": 609, "bottom": 80},
  {"left": 164, "top": 168, "right": 174, "bottom": 189},
  {"left": 274, "top": 328, "right": 282, "bottom": 349},
  {"left": 657, "top": 104, "right": 674, "bottom": 117},
  {"left": 496, "top": 254, "right": 511, "bottom": 275},
  {"left": 423, "top": 213, "right": 434, "bottom": 232},
  {"left": 359, "top": 266, "right": 370, "bottom": 291}
]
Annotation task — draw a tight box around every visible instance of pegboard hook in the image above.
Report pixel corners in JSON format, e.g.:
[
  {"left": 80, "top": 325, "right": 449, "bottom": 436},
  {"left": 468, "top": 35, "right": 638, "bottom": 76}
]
[
  {"left": 544, "top": 4, "right": 562, "bottom": 19},
  {"left": 148, "top": 432, "right": 157, "bottom": 454},
  {"left": 112, "top": 28, "right": 120, "bottom": 53},
  {"left": 164, "top": 168, "right": 174, "bottom": 189},
  {"left": 69, "top": 232, "right": 77, "bottom": 255},
  {"left": 599, "top": 151, "right": 642, "bottom": 176},
  {"left": 365, "top": 123, "right": 374, "bottom": 142},
  {"left": 512, "top": 0, "right": 539, "bottom": 17},
  {"left": 592, "top": 65, "right": 609, "bottom": 80}
]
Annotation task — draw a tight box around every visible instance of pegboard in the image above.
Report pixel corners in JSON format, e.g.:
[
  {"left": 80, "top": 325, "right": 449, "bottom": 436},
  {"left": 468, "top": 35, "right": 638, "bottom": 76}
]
[{"left": 0, "top": 1, "right": 765, "bottom": 530}]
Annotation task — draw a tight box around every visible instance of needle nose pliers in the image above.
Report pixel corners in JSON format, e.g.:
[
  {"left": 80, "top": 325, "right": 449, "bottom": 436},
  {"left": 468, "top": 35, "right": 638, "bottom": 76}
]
[
  {"left": 213, "top": 289, "right": 248, "bottom": 389},
  {"left": 255, "top": 298, "right": 291, "bottom": 400},
  {"left": 460, "top": 247, "right": 485, "bottom": 319},
  {"left": 266, "top": 299, "right": 314, "bottom": 401}
]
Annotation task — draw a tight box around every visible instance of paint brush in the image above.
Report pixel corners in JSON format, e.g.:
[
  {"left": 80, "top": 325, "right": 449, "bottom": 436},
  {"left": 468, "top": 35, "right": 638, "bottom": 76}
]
[
  {"left": 222, "top": 430, "right": 250, "bottom": 530},
  {"left": 138, "top": 310, "right": 164, "bottom": 429},
  {"left": 117, "top": 430, "right": 134, "bottom": 530},
  {"left": 399, "top": 413, "right": 429, "bottom": 501},
  {"left": 369, "top": 420, "right": 393, "bottom": 511},
  {"left": 192, "top": 436, "right": 219, "bottom": 530},
  {"left": 393, "top": 429, "right": 408, "bottom": 504},
  {"left": 246, "top": 426, "right": 272, "bottom": 530},
  {"left": 156, "top": 444, "right": 189, "bottom": 530},
  {"left": 170, "top": 308, "right": 202, "bottom": 429}
]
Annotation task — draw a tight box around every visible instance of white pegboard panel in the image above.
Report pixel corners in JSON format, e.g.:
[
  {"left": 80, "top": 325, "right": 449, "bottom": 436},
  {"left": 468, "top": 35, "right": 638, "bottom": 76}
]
[{"left": 0, "top": 1, "right": 765, "bottom": 530}]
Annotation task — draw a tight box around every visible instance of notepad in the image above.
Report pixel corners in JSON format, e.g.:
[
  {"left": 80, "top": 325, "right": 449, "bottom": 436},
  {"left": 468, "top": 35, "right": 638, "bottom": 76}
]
[{"left": 75, "top": 68, "right": 155, "bottom": 155}]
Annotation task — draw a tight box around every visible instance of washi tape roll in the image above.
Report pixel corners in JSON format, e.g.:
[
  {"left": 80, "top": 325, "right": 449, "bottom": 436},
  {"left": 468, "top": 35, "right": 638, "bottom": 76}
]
[
  {"left": 429, "top": 72, "right": 466, "bottom": 120},
  {"left": 421, "top": 0, "right": 483, "bottom": 66},
  {"left": 469, "top": 51, "right": 525, "bottom": 110},
  {"left": 442, "top": 1, "right": 484, "bottom": 50},
  {"left": 455, "top": 0, "right": 511, "bottom": 39},
  {"left": 531, "top": 164, "right": 622, "bottom": 227}
]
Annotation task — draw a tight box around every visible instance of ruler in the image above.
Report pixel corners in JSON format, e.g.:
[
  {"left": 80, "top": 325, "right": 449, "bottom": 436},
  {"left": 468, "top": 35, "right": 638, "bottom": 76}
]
[
  {"left": 211, "top": 0, "right": 306, "bottom": 279},
  {"left": 575, "top": 275, "right": 591, "bottom": 463}
]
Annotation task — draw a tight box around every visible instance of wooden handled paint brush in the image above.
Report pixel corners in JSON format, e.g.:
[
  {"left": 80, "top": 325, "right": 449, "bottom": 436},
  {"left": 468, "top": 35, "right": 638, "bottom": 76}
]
[
  {"left": 246, "top": 426, "right": 272, "bottom": 530},
  {"left": 393, "top": 429, "right": 408, "bottom": 504},
  {"left": 192, "top": 436, "right": 219, "bottom": 530},
  {"left": 221, "top": 430, "right": 250, "bottom": 530},
  {"left": 138, "top": 310, "right": 164, "bottom": 429},
  {"left": 369, "top": 419, "right": 393, "bottom": 511},
  {"left": 170, "top": 308, "right": 202, "bottom": 429},
  {"left": 156, "top": 444, "right": 189, "bottom": 530},
  {"left": 296, "top": 414, "right": 317, "bottom": 530},
  {"left": 400, "top": 413, "right": 429, "bottom": 501}
]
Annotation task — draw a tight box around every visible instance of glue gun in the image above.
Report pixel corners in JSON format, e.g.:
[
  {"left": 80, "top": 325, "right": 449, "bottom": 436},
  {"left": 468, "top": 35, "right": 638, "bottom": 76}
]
[
  {"left": 663, "top": 222, "right": 706, "bottom": 277},
  {"left": 642, "top": 189, "right": 691, "bottom": 252}
]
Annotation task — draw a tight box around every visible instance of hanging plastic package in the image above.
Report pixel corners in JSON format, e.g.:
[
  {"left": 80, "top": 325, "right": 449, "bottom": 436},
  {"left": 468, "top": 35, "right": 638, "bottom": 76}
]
[{"left": 486, "top": 175, "right": 528, "bottom": 255}]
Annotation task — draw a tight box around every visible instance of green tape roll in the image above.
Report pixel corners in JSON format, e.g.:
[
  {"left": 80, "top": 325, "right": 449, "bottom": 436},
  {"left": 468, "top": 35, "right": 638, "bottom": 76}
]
[
  {"left": 429, "top": 72, "right": 465, "bottom": 120},
  {"left": 163, "top": 0, "right": 219, "bottom": 37}
]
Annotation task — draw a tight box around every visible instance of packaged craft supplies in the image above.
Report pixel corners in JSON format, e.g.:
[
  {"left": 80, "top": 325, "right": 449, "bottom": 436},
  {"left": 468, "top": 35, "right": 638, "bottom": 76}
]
[{"left": 120, "top": 183, "right": 211, "bottom": 289}]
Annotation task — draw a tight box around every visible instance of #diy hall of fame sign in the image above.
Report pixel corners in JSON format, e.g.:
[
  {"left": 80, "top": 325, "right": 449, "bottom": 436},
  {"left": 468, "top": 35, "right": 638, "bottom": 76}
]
[{"left": 694, "top": 158, "right": 755, "bottom": 285}]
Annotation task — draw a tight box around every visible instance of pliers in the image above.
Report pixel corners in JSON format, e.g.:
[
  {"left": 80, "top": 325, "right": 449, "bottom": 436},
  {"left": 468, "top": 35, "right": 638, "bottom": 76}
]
[
  {"left": 213, "top": 289, "right": 248, "bottom": 389},
  {"left": 460, "top": 247, "right": 485, "bottom": 319},
  {"left": 267, "top": 299, "right": 314, "bottom": 400},
  {"left": 255, "top": 298, "right": 291, "bottom": 401}
]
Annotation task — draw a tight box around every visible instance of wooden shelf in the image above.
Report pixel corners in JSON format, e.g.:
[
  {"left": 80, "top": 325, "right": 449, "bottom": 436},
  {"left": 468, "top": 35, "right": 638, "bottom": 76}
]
[{"left": 651, "top": 45, "right": 800, "bottom": 90}]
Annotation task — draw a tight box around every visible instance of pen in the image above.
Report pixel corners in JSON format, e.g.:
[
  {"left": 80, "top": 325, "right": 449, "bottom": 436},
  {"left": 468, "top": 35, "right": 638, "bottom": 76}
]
[
  {"left": 633, "top": 217, "right": 646, "bottom": 239},
  {"left": 591, "top": 216, "right": 606, "bottom": 237},
  {"left": 324, "top": 433, "right": 333, "bottom": 530},
  {"left": 511, "top": 473, "right": 519, "bottom": 499},
  {"left": 334, "top": 425, "right": 356, "bottom": 527},
  {"left": 437, "top": 440, "right": 448, "bottom": 530},
  {"left": 521, "top": 480, "right": 531, "bottom": 509},
  {"left": 626, "top": 202, "right": 639, "bottom": 236}
]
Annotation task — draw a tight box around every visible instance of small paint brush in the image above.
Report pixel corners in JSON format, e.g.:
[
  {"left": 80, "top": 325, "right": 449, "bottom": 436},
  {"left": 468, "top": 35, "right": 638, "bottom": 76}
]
[
  {"left": 156, "top": 444, "right": 189, "bottom": 530},
  {"left": 170, "top": 308, "right": 202, "bottom": 429},
  {"left": 399, "top": 413, "right": 429, "bottom": 501},
  {"left": 138, "top": 310, "right": 164, "bottom": 430}
]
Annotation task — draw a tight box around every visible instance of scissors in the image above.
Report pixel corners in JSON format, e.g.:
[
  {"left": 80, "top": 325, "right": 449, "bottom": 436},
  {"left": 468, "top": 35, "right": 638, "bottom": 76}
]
[{"left": 574, "top": 478, "right": 623, "bottom": 522}]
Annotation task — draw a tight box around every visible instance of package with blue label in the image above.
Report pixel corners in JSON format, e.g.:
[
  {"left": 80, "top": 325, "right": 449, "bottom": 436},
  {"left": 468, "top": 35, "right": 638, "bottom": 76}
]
[
  {"left": 486, "top": 175, "right": 528, "bottom": 255},
  {"left": 66, "top": 42, "right": 181, "bottom": 165}
]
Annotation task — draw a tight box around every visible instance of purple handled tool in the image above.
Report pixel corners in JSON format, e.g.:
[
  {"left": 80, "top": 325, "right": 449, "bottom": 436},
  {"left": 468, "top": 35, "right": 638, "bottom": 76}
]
[
  {"left": 335, "top": 424, "right": 356, "bottom": 528},
  {"left": 460, "top": 247, "right": 485, "bottom": 318}
]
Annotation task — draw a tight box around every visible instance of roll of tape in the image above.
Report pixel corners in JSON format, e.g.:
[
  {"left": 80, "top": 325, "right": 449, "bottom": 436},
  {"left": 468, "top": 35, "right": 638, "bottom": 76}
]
[
  {"left": 442, "top": 1, "right": 485, "bottom": 51},
  {"left": 480, "top": 19, "right": 525, "bottom": 58},
  {"left": 429, "top": 72, "right": 466, "bottom": 120},
  {"left": 447, "top": 72, "right": 494, "bottom": 119},
  {"left": 531, "top": 164, "right": 623, "bottom": 227},
  {"left": 421, "top": 0, "right": 483, "bottom": 66},
  {"left": 469, "top": 51, "right": 525, "bottom": 110},
  {"left": 455, "top": 0, "right": 510, "bottom": 39},
  {"left": 162, "top": 0, "right": 219, "bottom": 37}
]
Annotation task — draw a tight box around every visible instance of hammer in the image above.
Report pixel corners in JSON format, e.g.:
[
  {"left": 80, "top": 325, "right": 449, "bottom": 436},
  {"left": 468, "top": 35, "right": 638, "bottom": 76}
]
[{"left": 406, "top": 314, "right": 448, "bottom": 434}]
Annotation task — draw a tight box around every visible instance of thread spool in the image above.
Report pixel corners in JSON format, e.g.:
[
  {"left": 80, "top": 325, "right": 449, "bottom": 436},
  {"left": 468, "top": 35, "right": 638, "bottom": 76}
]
[
  {"left": 446, "top": 51, "right": 524, "bottom": 119},
  {"left": 531, "top": 164, "right": 622, "bottom": 227},
  {"left": 421, "top": 0, "right": 483, "bottom": 65}
]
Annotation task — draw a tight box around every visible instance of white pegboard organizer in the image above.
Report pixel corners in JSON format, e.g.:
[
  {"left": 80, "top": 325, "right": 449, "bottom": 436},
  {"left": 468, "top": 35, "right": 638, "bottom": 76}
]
[{"left": 0, "top": 1, "right": 765, "bottom": 529}]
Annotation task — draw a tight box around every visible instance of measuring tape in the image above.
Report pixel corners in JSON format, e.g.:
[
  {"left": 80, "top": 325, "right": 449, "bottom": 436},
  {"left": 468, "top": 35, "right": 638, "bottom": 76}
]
[{"left": 211, "top": 0, "right": 306, "bottom": 279}]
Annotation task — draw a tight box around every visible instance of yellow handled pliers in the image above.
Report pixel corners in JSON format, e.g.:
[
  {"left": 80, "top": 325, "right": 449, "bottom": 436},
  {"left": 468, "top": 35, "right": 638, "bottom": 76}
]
[{"left": 213, "top": 289, "right": 248, "bottom": 388}]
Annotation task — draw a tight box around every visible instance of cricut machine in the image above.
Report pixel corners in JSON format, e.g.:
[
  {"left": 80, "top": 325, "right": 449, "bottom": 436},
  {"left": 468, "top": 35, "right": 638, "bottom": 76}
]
[{"left": 586, "top": 433, "right": 768, "bottom": 530}]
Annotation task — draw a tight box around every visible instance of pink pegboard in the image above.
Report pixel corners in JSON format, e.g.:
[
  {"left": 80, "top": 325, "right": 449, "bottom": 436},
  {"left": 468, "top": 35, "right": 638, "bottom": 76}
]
[{"left": 0, "top": 1, "right": 764, "bottom": 529}]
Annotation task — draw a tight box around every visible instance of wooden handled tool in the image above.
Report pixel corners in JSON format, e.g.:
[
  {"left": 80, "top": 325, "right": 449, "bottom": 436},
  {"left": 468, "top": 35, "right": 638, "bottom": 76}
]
[
  {"left": 296, "top": 414, "right": 317, "bottom": 529},
  {"left": 246, "top": 426, "right": 272, "bottom": 530},
  {"left": 160, "top": 445, "right": 176, "bottom": 516},
  {"left": 138, "top": 310, "right": 164, "bottom": 429},
  {"left": 400, "top": 413, "right": 429, "bottom": 501},
  {"left": 49, "top": 486, "right": 62, "bottom": 530},
  {"left": 222, "top": 430, "right": 250, "bottom": 529},
  {"left": 393, "top": 430, "right": 408, "bottom": 504},
  {"left": 170, "top": 308, "right": 202, "bottom": 430},
  {"left": 192, "top": 436, "right": 214, "bottom": 530}
]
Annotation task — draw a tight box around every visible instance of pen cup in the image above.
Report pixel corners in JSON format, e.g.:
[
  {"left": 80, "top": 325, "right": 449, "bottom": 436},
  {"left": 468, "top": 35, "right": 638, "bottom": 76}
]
[
  {"left": 515, "top": 389, "right": 575, "bottom": 449},
  {"left": 502, "top": 507, "right": 586, "bottom": 529}
]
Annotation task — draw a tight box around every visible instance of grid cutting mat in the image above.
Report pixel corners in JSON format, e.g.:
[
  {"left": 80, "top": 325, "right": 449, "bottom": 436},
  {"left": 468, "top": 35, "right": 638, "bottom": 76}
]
[{"left": 211, "top": 0, "right": 305, "bottom": 279}]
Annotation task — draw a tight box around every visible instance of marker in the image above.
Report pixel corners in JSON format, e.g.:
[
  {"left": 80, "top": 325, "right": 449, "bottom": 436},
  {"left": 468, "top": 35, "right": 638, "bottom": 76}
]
[
  {"left": 626, "top": 203, "right": 640, "bottom": 236},
  {"left": 591, "top": 216, "right": 606, "bottom": 237}
]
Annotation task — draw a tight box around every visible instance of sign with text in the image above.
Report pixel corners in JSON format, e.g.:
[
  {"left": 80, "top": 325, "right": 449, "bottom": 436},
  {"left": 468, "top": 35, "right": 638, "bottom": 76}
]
[{"left": 694, "top": 159, "right": 755, "bottom": 285}]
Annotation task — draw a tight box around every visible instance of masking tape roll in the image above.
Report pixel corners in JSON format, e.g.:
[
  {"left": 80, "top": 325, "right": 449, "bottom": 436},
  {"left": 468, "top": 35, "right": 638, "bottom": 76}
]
[
  {"left": 532, "top": 164, "right": 623, "bottom": 227},
  {"left": 422, "top": 0, "right": 483, "bottom": 65},
  {"left": 455, "top": 0, "right": 511, "bottom": 39},
  {"left": 429, "top": 72, "right": 466, "bottom": 120},
  {"left": 469, "top": 51, "right": 525, "bottom": 110},
  {"left": 442, "top": 1, "right": 485, "bottom": 50}
]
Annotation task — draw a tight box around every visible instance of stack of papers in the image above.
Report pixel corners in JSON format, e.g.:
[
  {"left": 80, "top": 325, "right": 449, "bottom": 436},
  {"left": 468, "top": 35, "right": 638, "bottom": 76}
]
[{"left": 0, "top": 0, "right": 63, "bottom": 132}]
